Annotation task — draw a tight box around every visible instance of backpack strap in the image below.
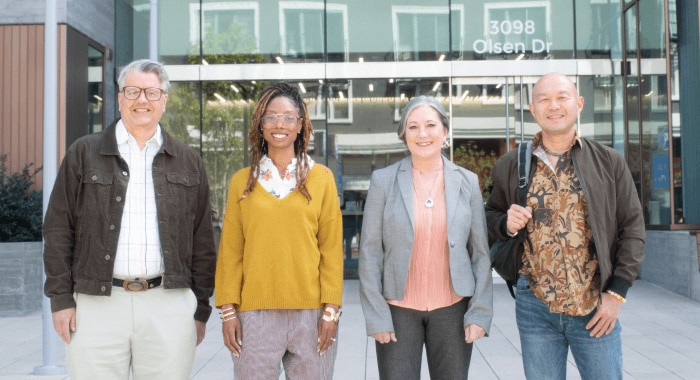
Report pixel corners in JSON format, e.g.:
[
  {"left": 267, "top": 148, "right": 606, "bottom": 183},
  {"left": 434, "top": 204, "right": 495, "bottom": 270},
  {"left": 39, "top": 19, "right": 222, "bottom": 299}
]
[
  {"left": 517, "top": 141, "right": 531, "bottom": 203},
  {"left": 507, "top": 142, "right": 532, "bottom": 298}
]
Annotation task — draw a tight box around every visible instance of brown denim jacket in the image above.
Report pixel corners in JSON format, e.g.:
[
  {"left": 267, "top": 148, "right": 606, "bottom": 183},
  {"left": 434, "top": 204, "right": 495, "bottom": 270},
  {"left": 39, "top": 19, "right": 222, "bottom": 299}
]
[
  {"left": 485, "top": 137, "right": 646, "bottom": 298},
  {"left": 43, "top": 120, "right": 216, "bottom": 322}
]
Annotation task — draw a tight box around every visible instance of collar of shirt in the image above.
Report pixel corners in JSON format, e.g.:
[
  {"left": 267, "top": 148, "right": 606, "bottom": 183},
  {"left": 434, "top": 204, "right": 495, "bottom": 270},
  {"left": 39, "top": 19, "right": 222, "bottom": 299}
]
[
  {"left": 258, "top": 154, "right": 314, "bottom": 199},
  {"left": 116, "top": 120, "right": 163, "bottom": 149},
  {"left": 531, "top": 130, "right": 583, "bottom": 154},
  {"left": 531, "top": 130, "right": 582, "bottom": 171}
]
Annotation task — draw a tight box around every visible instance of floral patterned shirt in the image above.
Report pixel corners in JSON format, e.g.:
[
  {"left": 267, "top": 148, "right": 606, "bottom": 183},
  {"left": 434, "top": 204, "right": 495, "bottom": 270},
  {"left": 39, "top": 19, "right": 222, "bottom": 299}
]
[
  {"left": 257, "top": 154, "right": 314, "bottom": 199},
  {"left": 520, "top": 132, "right": 600, "bottom": 316}
]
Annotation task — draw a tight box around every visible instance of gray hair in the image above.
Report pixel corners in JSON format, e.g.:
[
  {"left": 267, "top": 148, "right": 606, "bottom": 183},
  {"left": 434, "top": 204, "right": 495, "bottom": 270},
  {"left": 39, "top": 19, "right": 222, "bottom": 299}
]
[
  {"left": 117, "top": 59, "right": 170, "bottom": 94},
  {"left": 397, "top": 95, "right": 449, "bottom": 143}
]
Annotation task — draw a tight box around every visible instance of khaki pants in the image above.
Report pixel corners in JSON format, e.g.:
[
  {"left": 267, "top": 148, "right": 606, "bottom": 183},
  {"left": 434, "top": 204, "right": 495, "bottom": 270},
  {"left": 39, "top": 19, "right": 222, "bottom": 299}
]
[{"left": 66, "top": 286, "right": 197, "bottom": 380}]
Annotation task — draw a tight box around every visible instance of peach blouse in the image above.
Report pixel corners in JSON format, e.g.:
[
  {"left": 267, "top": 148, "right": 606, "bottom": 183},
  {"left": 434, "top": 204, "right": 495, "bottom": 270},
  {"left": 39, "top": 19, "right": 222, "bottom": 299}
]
[{"left": 388, "top": 169, "right": 463, "bottom": 311}]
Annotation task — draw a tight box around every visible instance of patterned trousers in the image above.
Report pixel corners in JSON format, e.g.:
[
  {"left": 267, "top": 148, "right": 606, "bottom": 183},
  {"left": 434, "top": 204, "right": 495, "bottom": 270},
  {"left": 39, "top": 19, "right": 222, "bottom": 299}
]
[{"left": 233, "top": 309, "right": 338, "bottom": 380}]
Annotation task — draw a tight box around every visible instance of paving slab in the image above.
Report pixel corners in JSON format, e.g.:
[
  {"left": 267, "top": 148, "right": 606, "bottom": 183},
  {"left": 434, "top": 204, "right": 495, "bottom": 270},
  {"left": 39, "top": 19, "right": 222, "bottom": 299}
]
[{"left": 2, "top": 278, "right": 699, "bottom": 379}]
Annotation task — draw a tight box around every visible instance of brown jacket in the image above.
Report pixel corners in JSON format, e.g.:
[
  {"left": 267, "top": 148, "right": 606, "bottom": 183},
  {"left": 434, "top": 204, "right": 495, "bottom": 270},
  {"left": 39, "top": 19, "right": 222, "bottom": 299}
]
[
  {"left": 485, "top": 138, "right": 645, "bottom": 297},
  {"left": 43, "top": 120, "right": 216, "bottom": 322}
]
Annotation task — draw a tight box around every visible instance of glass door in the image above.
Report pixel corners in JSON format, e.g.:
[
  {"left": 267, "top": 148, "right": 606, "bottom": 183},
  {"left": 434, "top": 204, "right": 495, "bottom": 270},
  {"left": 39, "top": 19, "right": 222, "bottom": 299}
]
[
  {"left": 450, "top": 76, "right": 536, "bottom": 199},
  {"left": 87, "top": 45, "right": 104, "bottom": 134},
  {"left": 623, "top": 0, "right": 675, "bottom": 225}
]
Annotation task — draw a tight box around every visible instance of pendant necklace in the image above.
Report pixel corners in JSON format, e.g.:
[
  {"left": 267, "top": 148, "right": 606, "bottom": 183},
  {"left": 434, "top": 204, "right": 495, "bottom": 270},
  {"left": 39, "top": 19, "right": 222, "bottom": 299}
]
[{"left": 414, "top": 169, "right": 441, "bottom": 208}]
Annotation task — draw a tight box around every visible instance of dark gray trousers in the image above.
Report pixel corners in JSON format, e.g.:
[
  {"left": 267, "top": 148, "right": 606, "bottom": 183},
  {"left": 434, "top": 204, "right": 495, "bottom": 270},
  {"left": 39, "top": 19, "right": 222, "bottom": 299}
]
[{"left": 376, "top": 298, "right": 472, "bottom": 380}]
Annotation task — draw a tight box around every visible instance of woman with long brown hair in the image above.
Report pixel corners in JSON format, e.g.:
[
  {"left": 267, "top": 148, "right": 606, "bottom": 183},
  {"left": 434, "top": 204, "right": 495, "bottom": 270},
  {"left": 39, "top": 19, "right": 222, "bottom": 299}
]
[{"left": 215, "top": 82, "right": 344, "bottom": 379}]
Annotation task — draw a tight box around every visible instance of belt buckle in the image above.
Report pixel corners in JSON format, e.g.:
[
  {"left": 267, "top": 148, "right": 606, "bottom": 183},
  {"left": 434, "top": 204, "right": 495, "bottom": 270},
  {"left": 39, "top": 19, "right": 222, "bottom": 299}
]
[{"left": 123, "top": 278, "right": 149, "bottom": 292}]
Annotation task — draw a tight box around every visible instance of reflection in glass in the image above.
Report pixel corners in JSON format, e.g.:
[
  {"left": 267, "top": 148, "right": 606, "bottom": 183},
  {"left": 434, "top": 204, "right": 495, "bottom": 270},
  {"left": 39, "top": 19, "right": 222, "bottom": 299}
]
[
  {"left": 113, "top": 0, "right": 681, "bottom": 227},
  {"left": 670, "top": 43, "right": 683, "bottom": 224},
  {"left": 160, "top": 81, "right": 255, "bottom": 220},
  {"left": 87, "top": 46, "right": 103, "bottom": 134},
  {"left": 642, "top": 75, "right": 671, "bottom": 225},
  {"left": 624, "top": 5, "right": 643, "bottom": 215},
  {"left": 280, "top": 2, "right": 326, "bottom": 62},
  {"left": 638, "top": 0, "right": 671, "bottom": 224},
  {"left": 639, "top": 0, "right": 665, "bottom": 58},
  {"left": 122, "top": 0, "right": 603, "bottom": 64},
  {"left": 576, "top": 0, "right": 622, "bottom": 59},
  {"left": 199, "top": 3, "right": 257, "bottom": 52},
  {"left": 329, "top": 78, "right": 457, "bottom": 195},
  {"left": 393, "top": 5, "right": 450, "bottom": 61},
  {"left": 326, "top": 6, "right": 349, "bottom": 62},
  {"left": 195, "top": 1, "right": 264, "bottom": 64}
]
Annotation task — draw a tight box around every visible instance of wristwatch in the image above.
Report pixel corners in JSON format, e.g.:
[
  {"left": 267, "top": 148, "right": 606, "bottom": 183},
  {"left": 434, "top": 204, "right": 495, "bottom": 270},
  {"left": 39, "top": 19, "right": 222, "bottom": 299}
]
[{"left": 322, "top": 306, "right": 342, "bottom": 323}]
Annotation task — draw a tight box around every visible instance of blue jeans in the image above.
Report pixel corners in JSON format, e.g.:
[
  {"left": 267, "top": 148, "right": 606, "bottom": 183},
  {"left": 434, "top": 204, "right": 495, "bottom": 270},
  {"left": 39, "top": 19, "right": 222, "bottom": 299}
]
[{"left": 515, "top": 276, "right": 622, "bottom": 380}]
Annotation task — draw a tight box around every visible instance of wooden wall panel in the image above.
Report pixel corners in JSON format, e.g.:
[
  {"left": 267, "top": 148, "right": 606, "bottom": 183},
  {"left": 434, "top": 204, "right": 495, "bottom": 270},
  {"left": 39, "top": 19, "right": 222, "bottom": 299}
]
[{"left": 0, "top": 24, "right": 44, "bottom": 189}]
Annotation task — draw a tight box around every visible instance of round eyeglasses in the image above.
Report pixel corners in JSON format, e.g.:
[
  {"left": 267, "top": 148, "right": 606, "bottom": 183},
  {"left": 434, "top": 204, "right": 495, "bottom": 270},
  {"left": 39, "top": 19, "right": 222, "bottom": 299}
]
[
  {"left": 261, "top": 114, "right": 301, "bottom": 128},
  {"left": 121, "top": 86, "right": 165, "bottom": 101}
]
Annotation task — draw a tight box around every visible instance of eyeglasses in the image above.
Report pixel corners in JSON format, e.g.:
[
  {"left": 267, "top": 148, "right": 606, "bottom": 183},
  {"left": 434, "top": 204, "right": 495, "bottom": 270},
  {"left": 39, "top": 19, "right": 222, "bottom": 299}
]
[
  {"left": 261, "top": 114, "right": 301, "bottom": 128},
  {"left": 121, "top": 86, "right": 165, "bottom": 101}
]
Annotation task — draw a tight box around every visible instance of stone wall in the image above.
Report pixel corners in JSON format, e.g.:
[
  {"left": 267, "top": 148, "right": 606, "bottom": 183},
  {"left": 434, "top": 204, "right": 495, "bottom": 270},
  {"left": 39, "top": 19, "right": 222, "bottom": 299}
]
[
  {"left": 640, "top": 230, "right": 700, "bottom": 302},
  {"left": 0, "top": 242, "right": 43, "bottom": 316}
]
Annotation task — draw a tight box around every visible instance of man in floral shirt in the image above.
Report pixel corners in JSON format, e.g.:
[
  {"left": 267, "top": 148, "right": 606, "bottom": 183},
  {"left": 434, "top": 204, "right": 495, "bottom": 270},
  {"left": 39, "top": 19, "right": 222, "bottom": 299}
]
[{"left": 486, "top": 72, "right": 645, "bottom": 379}]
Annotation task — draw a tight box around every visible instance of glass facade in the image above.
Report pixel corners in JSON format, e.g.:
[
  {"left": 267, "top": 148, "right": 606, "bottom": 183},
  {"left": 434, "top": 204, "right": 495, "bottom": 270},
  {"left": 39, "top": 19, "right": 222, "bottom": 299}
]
[
  {"left": 115, "top": 0, "right": 686, "bottom": 262},
  {"left": 88, "top": 45, "right": 104, "bottom": 134}
]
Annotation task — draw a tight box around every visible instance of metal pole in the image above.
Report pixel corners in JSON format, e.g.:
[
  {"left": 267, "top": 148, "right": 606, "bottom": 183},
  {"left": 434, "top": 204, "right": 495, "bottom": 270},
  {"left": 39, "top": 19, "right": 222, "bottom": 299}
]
[
  {"left": 149, "top": 0, "right": 158, "bottom": 60},
  {"left": 505, "top": 77, "right": 510, "bottom": 152},
  {"left": 34, "top": 0, "right": 66, "bottom": 374}
]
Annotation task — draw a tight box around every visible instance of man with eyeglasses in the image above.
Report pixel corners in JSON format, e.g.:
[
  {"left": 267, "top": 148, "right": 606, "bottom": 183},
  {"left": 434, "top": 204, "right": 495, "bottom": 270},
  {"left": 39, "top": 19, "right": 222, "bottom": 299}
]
[{"left": 43, "top": 59, "right": 216, "bottom": 379}]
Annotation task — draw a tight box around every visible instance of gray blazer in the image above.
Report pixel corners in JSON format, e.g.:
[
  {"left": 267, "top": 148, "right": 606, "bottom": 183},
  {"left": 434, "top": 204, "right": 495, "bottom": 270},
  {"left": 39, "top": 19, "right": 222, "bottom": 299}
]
[{"left": 358, "top": 155, "right": 493, "bottom": 336}]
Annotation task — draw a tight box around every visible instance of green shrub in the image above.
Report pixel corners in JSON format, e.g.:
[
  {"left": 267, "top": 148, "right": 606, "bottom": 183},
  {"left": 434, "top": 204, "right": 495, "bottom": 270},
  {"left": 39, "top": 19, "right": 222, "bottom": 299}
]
[{"left": 0, "top": 154, "right": 43, "bottom": 242}]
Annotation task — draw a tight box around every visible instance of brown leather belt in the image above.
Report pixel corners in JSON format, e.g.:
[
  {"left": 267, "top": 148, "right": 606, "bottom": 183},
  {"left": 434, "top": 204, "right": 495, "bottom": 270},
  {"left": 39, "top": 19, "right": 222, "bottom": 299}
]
[{"left": 112, "top": 277, "right": 162, "bottom": 292}]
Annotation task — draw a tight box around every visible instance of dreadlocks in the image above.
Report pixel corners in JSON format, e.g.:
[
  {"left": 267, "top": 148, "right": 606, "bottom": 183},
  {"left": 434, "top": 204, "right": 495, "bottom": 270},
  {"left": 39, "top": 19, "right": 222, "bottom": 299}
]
[{"left": 240, "top": 82, "right": 314, "bottom": 202}]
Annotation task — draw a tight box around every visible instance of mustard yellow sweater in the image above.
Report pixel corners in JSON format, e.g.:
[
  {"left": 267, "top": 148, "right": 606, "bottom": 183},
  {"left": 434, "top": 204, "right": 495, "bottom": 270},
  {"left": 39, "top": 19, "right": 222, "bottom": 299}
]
[{"left": 215, "top": 164, "right": 344, "bottom": 311}]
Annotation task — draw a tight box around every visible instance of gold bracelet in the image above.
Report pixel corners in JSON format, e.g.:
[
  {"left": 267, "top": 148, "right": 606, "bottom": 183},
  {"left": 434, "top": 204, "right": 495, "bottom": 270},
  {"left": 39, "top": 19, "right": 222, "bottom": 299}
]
[
  {"left": 606, "top": 290, "right": 626, "bottom": 303},
  {"left": 221, "top": 314, "right": 238, "bottom": 322},
  {"left": 321, "top": 307, "right": 342, "bottom": 323}
]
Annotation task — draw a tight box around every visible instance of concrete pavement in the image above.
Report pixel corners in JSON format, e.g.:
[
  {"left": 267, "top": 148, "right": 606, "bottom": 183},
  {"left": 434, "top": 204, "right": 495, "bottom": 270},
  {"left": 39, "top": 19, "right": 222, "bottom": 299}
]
[{"left": 2, "top": 277, "right": 700, "bottom": 379}]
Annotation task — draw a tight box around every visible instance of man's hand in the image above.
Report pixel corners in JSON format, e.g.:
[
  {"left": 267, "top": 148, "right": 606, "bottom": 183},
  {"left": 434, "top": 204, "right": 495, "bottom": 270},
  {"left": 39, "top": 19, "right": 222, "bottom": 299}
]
[
  {"left": 506, "top": 205, "right": 532, "bottom": 236},
  {"left": 195, "top": 320, "right": 206, "bottom": 346},
  {"left": 52, "top": 308, "right": 76, "bottom": 344},
  {"left": 586, "top": 292, "right": 622, "bottom": 338}
]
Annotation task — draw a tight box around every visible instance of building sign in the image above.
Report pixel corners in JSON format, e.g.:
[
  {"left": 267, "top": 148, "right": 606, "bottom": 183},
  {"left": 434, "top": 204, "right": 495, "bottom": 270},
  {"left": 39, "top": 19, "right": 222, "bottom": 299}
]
[
  {"left": 473, "top": 19, "right": 551, "bottom": 54},
  {"left": 472, "top": 2, "right": 552, "bottom": 57}
]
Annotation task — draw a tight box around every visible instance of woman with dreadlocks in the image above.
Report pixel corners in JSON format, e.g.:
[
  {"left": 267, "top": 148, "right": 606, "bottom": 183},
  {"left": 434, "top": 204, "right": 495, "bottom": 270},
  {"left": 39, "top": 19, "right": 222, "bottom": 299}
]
[{"left": 215, "top": 82, "right": 343, "bottom": 379}]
